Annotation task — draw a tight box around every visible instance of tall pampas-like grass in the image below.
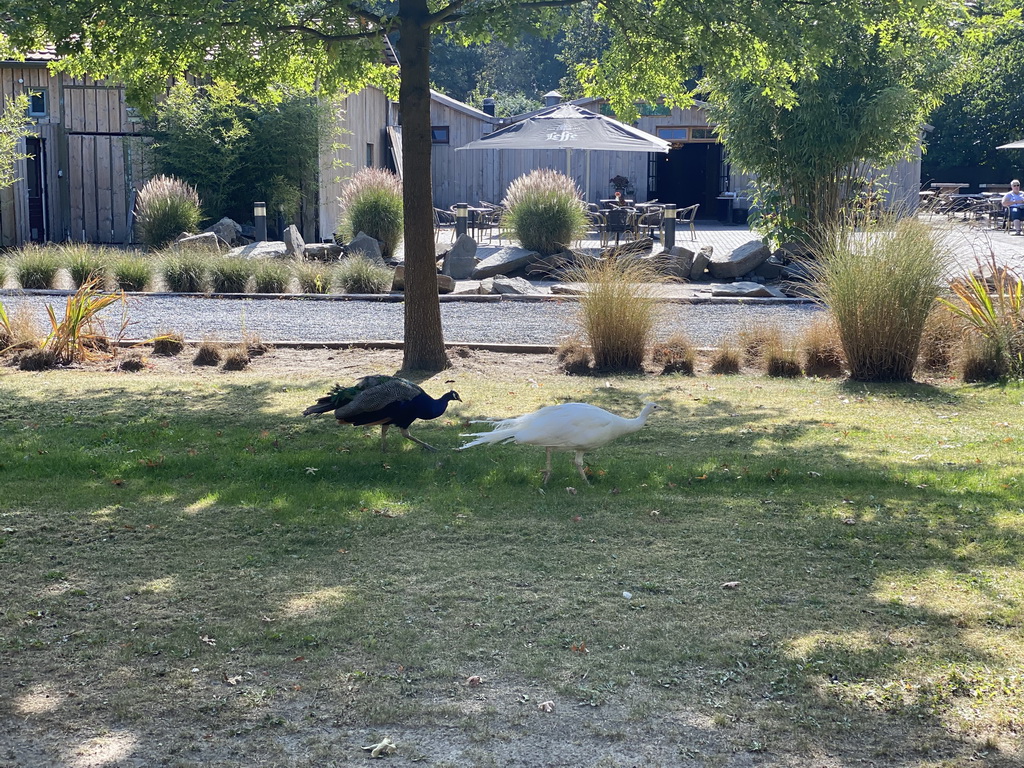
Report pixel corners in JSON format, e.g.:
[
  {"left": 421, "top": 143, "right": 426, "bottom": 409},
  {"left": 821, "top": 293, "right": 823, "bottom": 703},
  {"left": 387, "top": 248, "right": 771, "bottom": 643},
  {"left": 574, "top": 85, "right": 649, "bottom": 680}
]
[
  {"left": 502, "top": 169, "right": 588, "bottom": 256},
  {"left": 337, "top": 168, "right": 403, "bottom": 259},
  {"left": 136, "top": 175, "right": 202, "bottom": 249}
]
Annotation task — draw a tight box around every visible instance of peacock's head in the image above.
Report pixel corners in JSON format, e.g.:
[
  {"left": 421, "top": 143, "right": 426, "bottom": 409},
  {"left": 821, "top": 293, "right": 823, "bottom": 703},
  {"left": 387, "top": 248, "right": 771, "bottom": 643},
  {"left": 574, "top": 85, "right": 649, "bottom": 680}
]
[{"left": 448, "top": 391, "right": 462, "bottom": 402}]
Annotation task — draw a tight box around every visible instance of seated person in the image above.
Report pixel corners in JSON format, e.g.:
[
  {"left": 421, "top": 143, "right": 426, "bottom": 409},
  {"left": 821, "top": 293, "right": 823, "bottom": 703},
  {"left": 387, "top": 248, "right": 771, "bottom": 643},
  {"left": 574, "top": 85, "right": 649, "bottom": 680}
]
[{"left": 1002, "top": 180, "right": 1024, "bottom": 235}]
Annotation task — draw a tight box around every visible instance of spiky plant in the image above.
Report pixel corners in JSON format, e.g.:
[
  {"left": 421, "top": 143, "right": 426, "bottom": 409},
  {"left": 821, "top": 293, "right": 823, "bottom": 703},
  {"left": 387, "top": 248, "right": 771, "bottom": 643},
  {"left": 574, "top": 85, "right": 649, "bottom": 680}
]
[
  {"left": 502, "top": 169, "right": 588, "bottom": 256},
  {"left": 808, "top": 216, "right": 947, "bottom": 382},
  {"left": 800, "top": 317, "right": 845, "bottom": 377},
  {"left": 555, "top": 336, "right": 592, "bottom": 375},
  {"left": 296, "top": 263, "right": 332, "bottom": 294},
  {"left": 136, "top": 175, "right": 202, "bottom": 249},
  {"left": 334, "top": 256, "right": 393, "bottom": 294},
  {"left": 737, "top": 323, "right": 784, "bottom": 368},
  {"left": 152, "top": 331, "right": 186, "bottom": 356},
  {"left": 567, "top": 256, "right": 662, "bottom": 372},
  {"left": 221, "top": 346, "right": 250, "bottom": 370},
  {"left": 65, "top": 244, "right": 109, "bottom": 289},
  {"left": 336, "top": 168, "right": 404, "bottom": 259},
  {"left": 710, "top": 343, "right": 742, "bottom": 375},
  {"left": 652, "top": 332, "right": 697, "bottom": 375},
  {"left": 208, "top": 256, "right": 253, "bottom": 294},
  {"left": 252, "top": 260, "right": 291, "bottom": 294},
  {"left": 41, "top": 278, "right": 125, "bottom": 365},
  {"left": 193, "top": 340, "right": 222, "bottom": 366}
]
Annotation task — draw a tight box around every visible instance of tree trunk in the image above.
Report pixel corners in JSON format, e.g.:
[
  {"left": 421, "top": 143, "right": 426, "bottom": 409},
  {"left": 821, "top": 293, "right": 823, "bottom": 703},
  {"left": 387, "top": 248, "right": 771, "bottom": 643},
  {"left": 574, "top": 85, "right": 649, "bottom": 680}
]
[{"left": 397, "top": 0, "right": 448, "bottom": 372}]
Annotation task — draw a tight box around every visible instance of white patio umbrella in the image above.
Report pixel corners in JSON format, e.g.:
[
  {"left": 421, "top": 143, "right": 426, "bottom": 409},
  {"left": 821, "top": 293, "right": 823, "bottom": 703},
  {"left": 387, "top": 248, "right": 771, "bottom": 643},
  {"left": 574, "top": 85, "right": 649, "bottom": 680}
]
[{"left": 456, "top": 103, "right": 670, "bottom": 198}]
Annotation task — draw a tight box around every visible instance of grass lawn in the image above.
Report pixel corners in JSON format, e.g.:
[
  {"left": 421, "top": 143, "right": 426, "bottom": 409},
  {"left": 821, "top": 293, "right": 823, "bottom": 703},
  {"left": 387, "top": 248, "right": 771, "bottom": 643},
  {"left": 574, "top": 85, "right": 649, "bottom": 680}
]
[{"left": 1, "top": 355, "right": 1022, "bottom": 767}]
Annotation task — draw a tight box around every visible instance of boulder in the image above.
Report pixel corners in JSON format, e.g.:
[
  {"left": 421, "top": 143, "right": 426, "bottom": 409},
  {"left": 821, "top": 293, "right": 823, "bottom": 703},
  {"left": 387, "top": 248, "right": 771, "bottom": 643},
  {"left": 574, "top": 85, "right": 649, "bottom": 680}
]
[
  {"left": 174, "top": 232, "right": 223, "bottom": 252},
  {"left": 492, "top": 276, "right": 543, "bottom": 295},
  {"left": 205, "top": 217, "right": 243, "bottom": 246},
  {"left": 751, "top": 256, "right": 785, "bottom": 281},
  {"left": 526, "top": 250, "right": 580, "bottom": 279},
  {"left": 346, "top": 232, "right": 385, "bottom": 266},
  {"left": 689, "top": 245, "right": 713, "bottom": 279},
  {"left": 551, "top": 284, "right": 585, "bottom": 296},
  {"left": 226, "top": 241, "right": 289, "bottom": 260},
  {"left": 441, "top": 234, "right": 479, "bottom": 279},
  {"left": 477, "top": 277, "right": 496, "bottom": 295},
  {"left": 708, "top": 240, "right": 771, "bottom": 279},
  {"left": 472, "top": 246, "right": 540, "bottom": 279},
  {"left": 647, "top": 245, "right": 694, "bottom": 279},
  {"left": 303, "top": 243, "right": 344, "bottom": 262},
  {"left": 283, "top": 225, "right": 305, "bottom": 259},
  {"left": 710, "top": 281, "right": 788, "bottom": 298},
  {"left": 391, "top": 265, "right": 455, "bottom": 294}
]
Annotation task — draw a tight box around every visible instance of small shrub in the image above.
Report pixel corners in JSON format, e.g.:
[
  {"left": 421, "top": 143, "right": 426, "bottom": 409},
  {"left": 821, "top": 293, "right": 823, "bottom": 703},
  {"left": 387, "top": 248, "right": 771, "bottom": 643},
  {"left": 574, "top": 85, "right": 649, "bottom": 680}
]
[
  {"left": 556, "top": 337, "right": 592, "bottom": 375},
  {"left": 801, "top": 318, "right": 845, "bottom": 378},
  {"left": 242, "top": 332, "right": 270, "bottom": 357},
  {"left": 737, "top": 324, "right": 784, "bottom": 368},
  {"left": 502, "top": 169, "right": 587, "bottom": 256},
  {"left": 65, "top": 245, "right": 109, "bottom": 288},
  {"left": 809, "top": 216, "right": 947, "bottom": 382},
  {"left": 15, "top": 246, "right": 61, "bottom": 289},
  {"left": 208, "top": 256, "right": 253, "bottom": 294},
  {"left": 0, "top": 302, "right": 40, "bottom": 354},
  {"left": 221, "top": 346, "right": 250, "bottom": 370},
  {"left": 765, "top": 342, "right": 803, "bottom": 378},
  {"left": 252, "top": 260, "right": 291, "bottom": 294},
  {"left": 112, "top": 257, "right": 151, "bottom": 291},
  {"left": 567, "top": 257, "right": 662, "bottom": 372},
  {"left": 136, "top": 175, "right": 202, "bottom": 249},
  {"left": 919, "top": 306, "right": 965, "bottom": 374},
  {"left": 960, "top": 333, "right": 1005, "bottom": 383},
  {"left": 652, "top": 332, "right": 696, "bottom": 375},
  {"left": 335, "top": 256, "right": 393, "bottom": 294},
  {"left": 193, "top": 340, "right": 222, "bottom": 366},
  {"left": 152, "top": 331, "right": 186, "bottom": 356},
  {"left": 161, "top": 252, "right": 208, "bottom": 293},
  {"left": 114, "top": 354, "right": 147, "bottom": 372},
  {"left": 337, "top": 168, "right": 404, "bottom": 259},
  {"left": 17, "top": 348, "right": 57, "bottom": 371},
  {"left": 41, "top": 278, "right": 125, "bottom": 365},
  {"left": 710, "top": 343, "right": 742, "bottom": 375},
  {"left": 296, "top": 263, "right": 332, "bottom": 294}
]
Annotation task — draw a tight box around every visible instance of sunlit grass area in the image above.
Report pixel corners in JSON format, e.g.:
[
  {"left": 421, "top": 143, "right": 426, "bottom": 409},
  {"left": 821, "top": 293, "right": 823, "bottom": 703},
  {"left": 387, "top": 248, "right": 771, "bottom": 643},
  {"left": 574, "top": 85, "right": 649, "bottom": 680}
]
[{"left": 1, "top": 365, "right": 1022, "bottom": 766}]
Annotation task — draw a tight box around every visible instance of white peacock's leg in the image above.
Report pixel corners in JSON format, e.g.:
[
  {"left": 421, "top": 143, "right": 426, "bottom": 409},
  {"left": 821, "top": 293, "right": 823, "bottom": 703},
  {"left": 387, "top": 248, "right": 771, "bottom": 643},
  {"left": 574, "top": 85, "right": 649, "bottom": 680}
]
[{"left": 574, "top": 451, "right": 590, "bottom": 484}]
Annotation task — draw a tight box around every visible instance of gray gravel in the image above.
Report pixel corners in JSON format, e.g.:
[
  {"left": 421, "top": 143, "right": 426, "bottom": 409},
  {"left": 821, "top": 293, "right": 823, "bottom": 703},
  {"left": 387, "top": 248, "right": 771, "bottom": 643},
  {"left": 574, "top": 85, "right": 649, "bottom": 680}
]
[{"left": 0, "top": 291, "right": 823, "bottom": 347}]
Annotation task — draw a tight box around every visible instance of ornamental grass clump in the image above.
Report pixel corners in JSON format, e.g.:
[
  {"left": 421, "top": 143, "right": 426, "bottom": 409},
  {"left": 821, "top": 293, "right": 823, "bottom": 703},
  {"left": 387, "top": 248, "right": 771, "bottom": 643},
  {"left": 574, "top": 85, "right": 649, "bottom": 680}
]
[
  {"left": 14, "top": 246, "right": 62, "bottom": 289},
  {"left": 208, "top": 256, "right": 253, "bottom": 294},
  {"left": 64, "top": 244, "right": 109, "bottom": 288},
  {"left": 809, "top": 217, "right": 947, "bottom": 382},
  {"left": 252, "top": 260, "right": 291, "bottom": 294},
  {"left": 336, "top": 168, "right": 403, "bottom": 259},
  {"left": 941, "top": 255, "right": 1024, "bottom": 379},
  {"left": 502, "top": 169, "right": 587, "bottom": 256},
  {"left": 568, "top": 256, "right": 661, "bottom": 372},
  {"left": 652, "top": 332, "right": 697, "bottom": 375},
  {"left": 296, "top": 263, "right": 332, "bottom": 294},
  {"left": 41, "top": 278, "right": 125, "bottom": 365},
  {"left": 136, "top": 175, "right": 202, "bottom": 249},
  {"left": 334, "top": 256, "right": 392, "bottom": 294},
  {"left": 801, "top": 318, "right": 845, "bottom": 378},
  {"left": 710, "top": 343, "right": 742, "bottom": 375},
  {"left": 161, "top": 251, "right": 207, "bottom": 293},
  {"left": 111, "top": 256, "right": 151, "bottom": 291}
]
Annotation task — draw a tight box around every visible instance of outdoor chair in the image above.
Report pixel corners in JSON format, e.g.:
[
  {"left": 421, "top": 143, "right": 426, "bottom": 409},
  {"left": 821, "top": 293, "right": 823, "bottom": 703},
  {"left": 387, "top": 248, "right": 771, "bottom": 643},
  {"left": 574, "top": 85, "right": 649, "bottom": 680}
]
[
  {"left": 433, "top": 207, "right": 457, "bottom": 243},
  {"left": 604, "top": 206, "right": 635, "bottom": 246},
  {"left": 636, "top": 208, "right": 663, "bottom": 239},
  {"left": 677, "top": 204, "right": 699, "bottom": 240},
  {"left": 584, "top": 210, "right": 606, "bottom": 247}
]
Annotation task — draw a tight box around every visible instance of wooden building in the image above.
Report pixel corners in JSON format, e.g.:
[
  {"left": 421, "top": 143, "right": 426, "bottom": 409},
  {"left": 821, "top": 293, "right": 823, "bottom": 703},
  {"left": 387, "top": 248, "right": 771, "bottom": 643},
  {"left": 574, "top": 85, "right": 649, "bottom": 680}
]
[{"left": 1, "top": 49, "right": 148, "bottom": 248}]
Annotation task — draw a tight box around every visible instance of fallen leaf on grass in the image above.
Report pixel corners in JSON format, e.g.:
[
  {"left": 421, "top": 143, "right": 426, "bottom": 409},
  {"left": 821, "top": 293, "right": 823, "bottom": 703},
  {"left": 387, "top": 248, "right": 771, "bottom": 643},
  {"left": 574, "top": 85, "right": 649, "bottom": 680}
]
[
  {"left": 466, "top": 675, "right": 482, "bottom": 686},
  {"left": 720, "top": 582, "right": 741, "bottom": 590},
  {"left": 538, "top": 700, "right": 555, "bottom": 713},
  {"left": 362, "top": 736, "right": 397, "bottom": 757},
  {"left": 565, "top": 487, "right": 577, "bottom": 496},
  {"left": 222, "top": 673, "right": 244, "bottom": 686},
  {"left": 569, "top": 642, "right": 588, "bottom": 654},
  {"left": 200, "top": 635, "right": 216, "bottom": 646}
]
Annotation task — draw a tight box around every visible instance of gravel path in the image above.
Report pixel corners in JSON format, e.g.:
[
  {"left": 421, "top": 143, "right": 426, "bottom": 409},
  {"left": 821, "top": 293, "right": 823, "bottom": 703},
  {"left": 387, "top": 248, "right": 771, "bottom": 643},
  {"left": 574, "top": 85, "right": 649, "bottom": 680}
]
[{"left": 0, "top": 292, "right": 823, "bottom": 347}]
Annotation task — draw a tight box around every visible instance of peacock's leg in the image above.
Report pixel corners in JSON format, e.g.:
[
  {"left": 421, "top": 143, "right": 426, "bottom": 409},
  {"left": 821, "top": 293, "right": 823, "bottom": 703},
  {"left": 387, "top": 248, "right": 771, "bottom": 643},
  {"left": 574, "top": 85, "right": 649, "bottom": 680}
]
[
  {"left": 379, "top": 424, "right": 390, "bottom": 452},
  {"left": 541, "top": 447, "right": 554, "bottom": 485},
  {"left": 574, "top": 451, "right": 590, "bottom": 484},
  {"left": 400, "top": 428, "right": 438, "bottom": 451}
]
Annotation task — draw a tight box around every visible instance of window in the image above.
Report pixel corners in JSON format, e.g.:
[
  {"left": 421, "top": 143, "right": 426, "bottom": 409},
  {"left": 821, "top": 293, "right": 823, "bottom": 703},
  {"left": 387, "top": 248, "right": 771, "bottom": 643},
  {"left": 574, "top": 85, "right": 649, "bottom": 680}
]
[
  {"left": 26, "top": 88, "right": 48, "bottom": 117},
  {"left": 690, "top": 127, "right": 717, "bottom": 141},
  {"left": 431, "top": 126, "right": 450, "bottom": 144},
  {"left": 366, "top": 143, "right": 374, "bottom": 167},
  {"left": 656, "top": 127, "right": 687, "bottom": 142}
]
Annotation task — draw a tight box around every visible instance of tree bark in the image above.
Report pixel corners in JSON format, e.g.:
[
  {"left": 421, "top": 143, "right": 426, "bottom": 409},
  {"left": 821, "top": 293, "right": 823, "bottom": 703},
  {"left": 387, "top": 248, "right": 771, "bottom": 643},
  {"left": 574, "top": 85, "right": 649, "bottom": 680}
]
[{"left": 397, "top": 0, "right": 449, "bottom": 372}]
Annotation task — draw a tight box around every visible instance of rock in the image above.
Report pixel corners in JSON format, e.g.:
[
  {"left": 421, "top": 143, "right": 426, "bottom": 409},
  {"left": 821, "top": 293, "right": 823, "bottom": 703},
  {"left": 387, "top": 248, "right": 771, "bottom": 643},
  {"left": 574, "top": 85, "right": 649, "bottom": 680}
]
[
  {"left": 283, "top": 225, "right": 305, "bottom": 259},
  {"left": 551, "top": 284, "right": 585, "bottom": 296},
  {"left": 751, "top": 256, "right": 785, "bottom": 281},
  {"left": 472, "top": 246, "right": 540, "bottom": 279},
  {"left": 600, "top": 237, "right": 653, "bottom": 260},
  {"left": 526, "top": 250, "right": 580, "bottom": 279},
  {"left": 346, "top": 232, "right": 385, "bottom": 266},
  {"left": 710, "top": 281, "right": 788, "bottom": 298},
  {"left": 689, "top": 245, "right": 713, "bottom": 279},
  {"left": 492, "top": 276, "right": 543, "bottom": 295},
  {"left": 205, "top": 217, "right": 242, "bottom": 246},
  {"left": 391, "top": 265, "right": 455, "bottom": 294},
  {"left": 477, "top": 277, "right": 495, "bottom": 295},
  {"left": 441, "top": 234, "right": 479, "bottom": 279},
  {"left": 708, "top": 240, "right": 771, "bottom": 279},
  {"left": 174, "top": 232, "right": 223, "bottom": 252},
  {"left": 303, "top": 243, "right": 344, "bottom": 262},
  {"left": 646, "top": 245, "right": 694, "bottom": 279},
  {"left": 226, "top": 241, "right": 289, "bottom": 259}
]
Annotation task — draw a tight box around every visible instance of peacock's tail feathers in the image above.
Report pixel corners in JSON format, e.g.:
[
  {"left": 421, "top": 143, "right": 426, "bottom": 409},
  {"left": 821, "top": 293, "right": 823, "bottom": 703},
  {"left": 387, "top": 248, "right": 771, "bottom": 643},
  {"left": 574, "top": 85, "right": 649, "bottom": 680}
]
[{"left": 332, "top": 376, "right": 425, "bottom": 420}]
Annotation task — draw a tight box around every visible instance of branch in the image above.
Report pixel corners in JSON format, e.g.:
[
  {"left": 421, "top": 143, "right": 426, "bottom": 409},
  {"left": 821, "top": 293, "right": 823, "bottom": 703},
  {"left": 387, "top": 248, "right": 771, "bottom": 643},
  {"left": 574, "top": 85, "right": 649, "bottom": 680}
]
[{"left": 427, "top": 0, "right": 589, "bottom": 26}]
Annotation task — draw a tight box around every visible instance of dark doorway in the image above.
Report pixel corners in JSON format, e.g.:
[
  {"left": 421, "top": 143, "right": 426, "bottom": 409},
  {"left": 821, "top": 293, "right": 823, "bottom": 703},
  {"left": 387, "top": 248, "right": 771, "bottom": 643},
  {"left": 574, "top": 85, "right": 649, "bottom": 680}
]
[
  {"left": 654, "top": 142, "right": 722, "bottom": 217},
  {"left": 25, "top": 137, "right": 47, "bottom": 242}
]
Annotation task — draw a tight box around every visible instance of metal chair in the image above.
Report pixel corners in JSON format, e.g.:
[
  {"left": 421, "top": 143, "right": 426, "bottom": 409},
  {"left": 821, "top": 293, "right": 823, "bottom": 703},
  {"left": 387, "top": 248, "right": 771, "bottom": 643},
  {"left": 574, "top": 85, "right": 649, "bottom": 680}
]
[
  {"left": 677, "top": 204, "right": 699, "bottom": 240},
  {"left": 604, "top": 207, "right": 634, "bottom": 246},
  {"left": 433, "top": 207, "right": 457, "bottom": 243}
]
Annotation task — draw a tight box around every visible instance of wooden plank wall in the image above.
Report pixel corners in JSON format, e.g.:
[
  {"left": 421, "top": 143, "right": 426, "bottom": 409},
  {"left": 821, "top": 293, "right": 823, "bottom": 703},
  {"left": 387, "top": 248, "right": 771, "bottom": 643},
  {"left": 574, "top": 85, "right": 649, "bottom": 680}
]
[{"left": 318, "top": 86, "right": 389, "bottom": 241}]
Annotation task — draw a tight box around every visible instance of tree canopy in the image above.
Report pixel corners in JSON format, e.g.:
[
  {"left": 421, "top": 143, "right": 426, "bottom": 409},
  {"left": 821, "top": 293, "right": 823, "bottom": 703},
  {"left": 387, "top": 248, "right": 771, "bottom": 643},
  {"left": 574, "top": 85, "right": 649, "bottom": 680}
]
[{"left": 3, "top": 0, "right": 986, "bottom": 370}]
